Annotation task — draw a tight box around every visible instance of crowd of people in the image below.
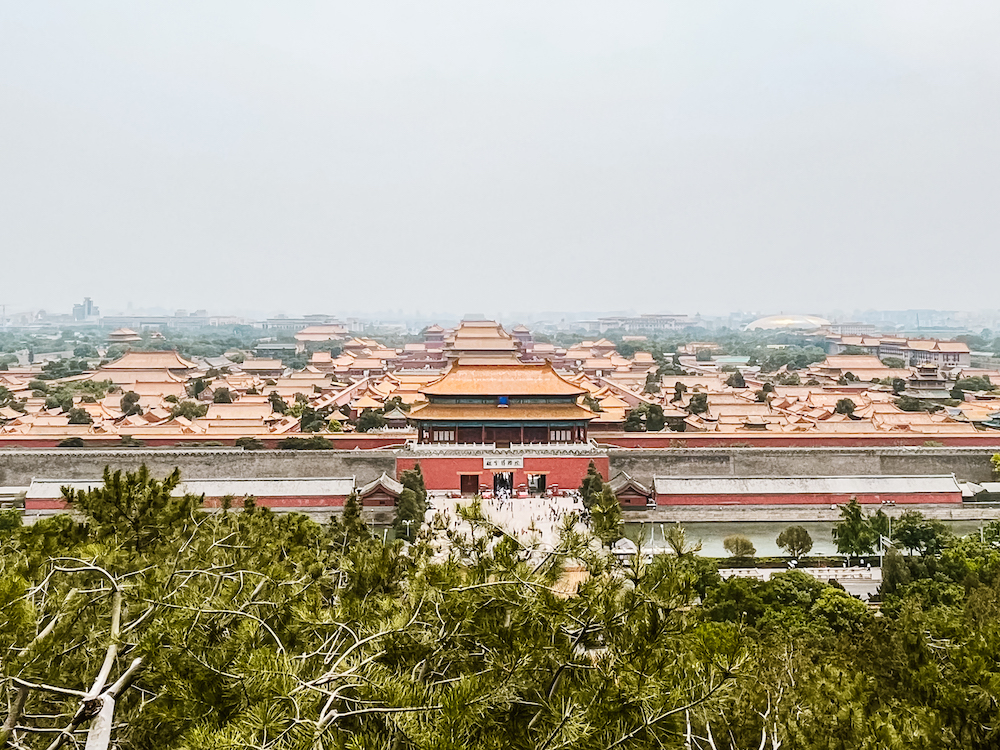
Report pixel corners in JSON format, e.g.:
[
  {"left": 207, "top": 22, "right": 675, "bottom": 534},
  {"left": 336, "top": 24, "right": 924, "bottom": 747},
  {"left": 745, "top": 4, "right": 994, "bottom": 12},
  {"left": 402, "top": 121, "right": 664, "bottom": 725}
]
[{"left": 427, "top": 490, "right": 589, "bottom": 548}]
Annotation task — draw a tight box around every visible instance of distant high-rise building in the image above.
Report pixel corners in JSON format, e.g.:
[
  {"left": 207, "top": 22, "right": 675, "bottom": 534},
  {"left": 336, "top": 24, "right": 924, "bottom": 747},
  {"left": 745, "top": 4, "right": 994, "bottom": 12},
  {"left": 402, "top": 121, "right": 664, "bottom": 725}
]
[
  {"left": 72, "top": 297, "right": 100, "bottom": 321},
  {"left": 826, "top": 322, "right": 878, "bottom": 336},
  {"left": 597, "top": 314, "right": 699, "bottom": 333}
]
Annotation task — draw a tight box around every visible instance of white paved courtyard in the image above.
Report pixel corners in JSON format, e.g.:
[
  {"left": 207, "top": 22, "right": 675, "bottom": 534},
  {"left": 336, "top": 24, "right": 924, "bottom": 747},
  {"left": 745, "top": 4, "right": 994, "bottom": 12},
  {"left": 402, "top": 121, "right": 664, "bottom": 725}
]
[{"left": 426, "top": 490, "right": 589, "bottom": 549}]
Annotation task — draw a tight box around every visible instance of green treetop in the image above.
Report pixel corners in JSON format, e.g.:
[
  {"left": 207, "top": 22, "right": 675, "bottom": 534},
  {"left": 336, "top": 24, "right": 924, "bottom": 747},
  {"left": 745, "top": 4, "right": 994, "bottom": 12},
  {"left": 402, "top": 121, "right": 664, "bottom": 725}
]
[
  {"left": 832, "top": 497, "right": 876, "bottom": 557},
  {"left": 590, "top": 484, "right": 623, "bottom": 547},
  {"left": 578, "top": 460, "right": 604, "bottom": 510}
]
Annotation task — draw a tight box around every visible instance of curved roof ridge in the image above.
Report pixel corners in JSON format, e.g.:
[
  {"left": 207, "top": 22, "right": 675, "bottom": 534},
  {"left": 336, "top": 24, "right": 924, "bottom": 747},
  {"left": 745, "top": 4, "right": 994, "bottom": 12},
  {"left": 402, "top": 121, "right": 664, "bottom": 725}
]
[{"left": 420, "top": 359, "right": 586, "bottom": 397}]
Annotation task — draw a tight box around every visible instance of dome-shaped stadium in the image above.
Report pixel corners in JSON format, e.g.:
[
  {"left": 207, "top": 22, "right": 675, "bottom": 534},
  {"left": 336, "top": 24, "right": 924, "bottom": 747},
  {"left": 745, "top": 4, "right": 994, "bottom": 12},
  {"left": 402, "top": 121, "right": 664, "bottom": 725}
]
[{"left": 745, "top": 314, "right": 830, "bottom": 331}]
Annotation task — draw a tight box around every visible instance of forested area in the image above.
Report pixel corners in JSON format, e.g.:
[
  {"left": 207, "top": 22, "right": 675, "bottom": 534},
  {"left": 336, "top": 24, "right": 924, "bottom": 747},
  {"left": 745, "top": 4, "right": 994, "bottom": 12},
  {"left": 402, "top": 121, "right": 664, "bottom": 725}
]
[
  {"left": 0, "top": 328, "right": 263, "bottom": 365},
  {"left": 3, "top": 468, "right": 1000, "bottom": 748}
]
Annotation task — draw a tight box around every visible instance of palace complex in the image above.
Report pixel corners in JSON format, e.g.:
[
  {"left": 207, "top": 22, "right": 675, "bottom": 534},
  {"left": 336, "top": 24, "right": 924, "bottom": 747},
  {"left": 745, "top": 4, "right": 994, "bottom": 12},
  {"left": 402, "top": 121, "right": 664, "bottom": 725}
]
[{"left": 2, "top": 319, "right": 998, "bottom": 511}]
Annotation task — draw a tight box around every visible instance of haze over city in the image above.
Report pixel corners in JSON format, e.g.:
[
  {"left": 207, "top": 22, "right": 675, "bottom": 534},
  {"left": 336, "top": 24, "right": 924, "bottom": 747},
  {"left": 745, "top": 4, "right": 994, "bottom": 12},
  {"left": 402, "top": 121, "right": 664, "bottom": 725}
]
[
  {"left": 4, "top": 2, "right": 1000, "bottom": 314},
  {"left": 10, "top": 4, "right": 1000, "bottom": 748}
]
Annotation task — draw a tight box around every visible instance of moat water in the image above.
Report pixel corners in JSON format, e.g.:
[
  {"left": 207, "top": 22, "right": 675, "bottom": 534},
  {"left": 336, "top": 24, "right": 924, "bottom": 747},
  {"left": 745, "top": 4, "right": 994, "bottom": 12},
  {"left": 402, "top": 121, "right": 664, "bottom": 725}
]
[{"left": 624, "top": 520, "right": 987, "bottom": 558}]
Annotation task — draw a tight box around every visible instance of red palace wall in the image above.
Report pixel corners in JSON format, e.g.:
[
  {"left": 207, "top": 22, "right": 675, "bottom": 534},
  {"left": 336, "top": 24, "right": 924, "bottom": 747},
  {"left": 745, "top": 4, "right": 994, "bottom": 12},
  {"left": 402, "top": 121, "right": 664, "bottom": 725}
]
[
  {"left": 24, "top": 500, "right": 70, "bottom": 511},
  {"left": 395, "top": 455, "right": 609, "bottom": 493},
  {"left": 601, "top": 434, "right": 1000, "bottom": 449},
  {"left": 655, "top": 491, "right": 962, "bottom": 506},
  {"left": 200, "top": 495, "right": 349, "bottom": 508},
  {"left": 6, "top": 431, "right": 1000, "bottom": 449},
  {"left": 0, "top": 435, "right": 407, "bottom": 450},
  {"left": 25, "top": 494, "right": 349, "bottom": 512},
  {"left": 617, "top": 490, "right": 651, "bottom": 508}
]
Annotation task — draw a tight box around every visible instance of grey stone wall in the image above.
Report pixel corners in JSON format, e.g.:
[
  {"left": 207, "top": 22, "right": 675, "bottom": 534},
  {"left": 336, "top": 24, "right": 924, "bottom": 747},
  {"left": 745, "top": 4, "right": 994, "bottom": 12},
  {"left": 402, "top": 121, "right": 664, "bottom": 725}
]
[
  {"left": 620, "top": 503, "right": 1000, "bottom": 523},
  {"left": 0, "top": 449, "right": 396, "bottom": 486},
  {"left": 1, "top": 446, "right": 996, "bottom": 492},
  {"left": 609, "top": 447, "right": 999, "bottom": 485}
]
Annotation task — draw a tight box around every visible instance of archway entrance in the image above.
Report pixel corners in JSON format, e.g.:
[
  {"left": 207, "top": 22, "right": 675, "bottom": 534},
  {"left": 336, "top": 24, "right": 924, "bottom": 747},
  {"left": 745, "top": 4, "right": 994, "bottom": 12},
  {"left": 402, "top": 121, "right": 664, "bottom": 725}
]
[{"left": 493, "top": 472, "right": 514, "bottom": 498}]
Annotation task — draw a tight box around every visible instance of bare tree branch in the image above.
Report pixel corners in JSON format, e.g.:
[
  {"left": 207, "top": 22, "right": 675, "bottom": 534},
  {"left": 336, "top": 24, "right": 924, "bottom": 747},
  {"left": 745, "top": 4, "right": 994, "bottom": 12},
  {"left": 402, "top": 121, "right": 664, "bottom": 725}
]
[{"left": 0, "top": 685, "right": 29, "bottom": 747}]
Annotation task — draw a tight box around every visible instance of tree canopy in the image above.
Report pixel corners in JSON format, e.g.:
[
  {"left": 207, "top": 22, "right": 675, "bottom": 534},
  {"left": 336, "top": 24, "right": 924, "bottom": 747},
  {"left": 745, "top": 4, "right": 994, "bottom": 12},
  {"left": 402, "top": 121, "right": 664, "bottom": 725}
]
[
  {"left": 723, "top": 534, "right": 755, "bottom": 559},
  {"left": 834, "top": 398, "right": 855, "bottom": 416},
  {"left": 578, "top": 460, "right": 604, "bottom": 510},
  {"left": 687, "top": 392, "right": 709, "bottom": 414},
  {"left": 356, "top": 408, "right": 387, "bottom": 433},
  {"left": 892, "top": 510, "right": 952, "bottom": 556},
  {"left": 5, "top": 466, "right": 1000, "bottom": 748},
  {"left": 776, "top": 525, "right": 814, "bottom": 558},
  {"left": 394, "top": 463, "right": 428, "bottom": 538},
  {"left": 832, "top": 497, "right": 876, "bottom": 557}
]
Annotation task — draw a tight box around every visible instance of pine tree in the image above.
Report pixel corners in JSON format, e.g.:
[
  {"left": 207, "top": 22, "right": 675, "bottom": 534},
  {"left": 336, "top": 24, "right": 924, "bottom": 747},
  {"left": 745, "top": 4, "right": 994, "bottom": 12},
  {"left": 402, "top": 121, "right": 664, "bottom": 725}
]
[
  {"left": 342, "top": 490, "right": 369, "bottom": 543},
  {"left": 17, "top": 459, "right": 1000, "bottom": 747},
  {"left": 835, "top": 398, "right": 856, "bottom": 416},
  {"left": 395, "top": 463, "right": 427, "bottom": 537},
  {"left": 663, "top": 522, "right": 702, "bottom": 557},
  {"left": 688, "top": 392, "right": 709, "bottom": 413},
  {"left": 62, "top": 464, "right": 201, "bottom": 552},
  {"left": 400, "top": 462, "right": 428, "bottom": 507},
  {"left": 393, "top": 488, "right": 422, "bottom": 539},
  {"left": 880, "top": 546, "right": 910, "bottom": 596},
  {"left": 590, "top": 484, "right": 623, "bottom": 547},
  {"left": 832, "top": 497, "right": 876, "bottom": 557},
  {"left": 356, "top": 408, "right": 387, "bottom": 432},
  {"left": 579, "top": 460, "right": 604, "bottom": 510}
]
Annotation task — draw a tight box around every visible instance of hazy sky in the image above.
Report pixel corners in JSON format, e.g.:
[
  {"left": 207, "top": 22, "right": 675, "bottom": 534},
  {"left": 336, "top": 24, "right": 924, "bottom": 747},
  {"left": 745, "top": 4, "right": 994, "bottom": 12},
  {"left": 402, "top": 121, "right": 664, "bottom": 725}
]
[{"left": 3, "top": 2, "right": 999, "bottom": 318}]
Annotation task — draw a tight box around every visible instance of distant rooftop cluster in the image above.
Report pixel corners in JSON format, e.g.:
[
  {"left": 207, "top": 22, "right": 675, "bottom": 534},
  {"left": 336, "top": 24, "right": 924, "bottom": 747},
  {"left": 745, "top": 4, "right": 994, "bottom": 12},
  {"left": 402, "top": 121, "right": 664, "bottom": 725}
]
[{"left": 0, "top": 316, "right": 996, "bottom": 447}]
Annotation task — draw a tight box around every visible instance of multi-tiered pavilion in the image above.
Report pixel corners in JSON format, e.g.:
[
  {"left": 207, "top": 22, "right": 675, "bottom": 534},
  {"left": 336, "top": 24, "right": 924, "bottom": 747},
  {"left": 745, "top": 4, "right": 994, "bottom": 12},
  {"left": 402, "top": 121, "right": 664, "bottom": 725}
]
[
  {"left": 408, "top": 361, "right": 595, "bottom": 446},
  {"left": 403, "top": 356, "right": 603, "bottom": 496}
]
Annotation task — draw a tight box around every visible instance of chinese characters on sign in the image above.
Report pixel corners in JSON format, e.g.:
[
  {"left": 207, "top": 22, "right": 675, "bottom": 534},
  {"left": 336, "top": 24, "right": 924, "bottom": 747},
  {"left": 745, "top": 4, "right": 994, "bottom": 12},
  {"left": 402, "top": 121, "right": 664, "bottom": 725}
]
[{"left": 483, "top": 456, "right": 524, "bottom": 469}]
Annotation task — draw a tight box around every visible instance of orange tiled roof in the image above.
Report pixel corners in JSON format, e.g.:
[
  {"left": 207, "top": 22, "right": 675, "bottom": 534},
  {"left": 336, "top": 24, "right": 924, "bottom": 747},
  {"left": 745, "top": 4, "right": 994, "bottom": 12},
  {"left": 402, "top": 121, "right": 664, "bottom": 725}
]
[
  {"left": 100, "top": 350, "right": 197, "bottom": 370},
  {"left": 421, "top": 362, "right": 587, "bottom": 397},
  {"left": 294, "top": 325, "right": 346, "bottom": 342},
  {"left": 409, "top": 402, "right": 595, "bottom": 422},
  {"left": 820, "top": 355, "right": 886, "bottom": 369},
  {"left": 448, "top": 337, "right": 518, "bottom": 352},
  {"left": 934, "top": 341, "right": 970, "bottom": 352},
  {"left": 905, "top": 339, "right": 970, "bottom": 353},
  {"left": 241, "top": 359, "right": 284, "bottom": 370},
  {"left": 204, "top": 403, "right": 274, "bottom": 420},
  {"left": 352, "top": 395, "right": 383, "bottom": 410},
  {"left": 349, "top": 358, "right": 388, "bottom": 369},
  {"left": 598, "top": 394, "right": 630, "bottom": 408}
]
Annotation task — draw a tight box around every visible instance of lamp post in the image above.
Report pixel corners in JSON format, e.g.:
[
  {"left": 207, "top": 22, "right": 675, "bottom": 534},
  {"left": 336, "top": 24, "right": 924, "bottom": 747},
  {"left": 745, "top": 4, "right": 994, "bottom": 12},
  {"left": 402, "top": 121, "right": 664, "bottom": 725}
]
[{"left": 402, "top": 519, "right": 414, "bottom": 540}]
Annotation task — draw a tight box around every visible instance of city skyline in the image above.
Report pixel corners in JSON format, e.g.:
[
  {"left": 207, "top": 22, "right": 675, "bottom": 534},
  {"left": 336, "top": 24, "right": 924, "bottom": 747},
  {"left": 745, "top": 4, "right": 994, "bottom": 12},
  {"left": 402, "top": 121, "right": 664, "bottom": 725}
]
[{"left": 8, "top": 296, "right": 1000, "bottom": 329}]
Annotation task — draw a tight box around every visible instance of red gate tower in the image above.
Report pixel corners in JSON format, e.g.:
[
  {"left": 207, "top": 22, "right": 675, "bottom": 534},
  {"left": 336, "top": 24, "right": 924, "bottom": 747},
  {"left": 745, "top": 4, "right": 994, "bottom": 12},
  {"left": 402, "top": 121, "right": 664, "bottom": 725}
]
[
  {"left": 401, "top": 359, "right": 604, "bottom": 495},
  {"left": 408, "top": 361, "right": 595, "bottom": 446}
]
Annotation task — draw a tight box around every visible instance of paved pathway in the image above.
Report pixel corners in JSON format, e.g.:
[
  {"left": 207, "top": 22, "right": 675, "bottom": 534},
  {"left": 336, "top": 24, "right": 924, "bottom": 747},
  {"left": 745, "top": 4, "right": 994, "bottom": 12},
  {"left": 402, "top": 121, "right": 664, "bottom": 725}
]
[
  {"left": 426, "top": 491, "right": 588, "bottom": 549},
  {"left": 720, "top": 565, "right": 882, "bottom": 599}
]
